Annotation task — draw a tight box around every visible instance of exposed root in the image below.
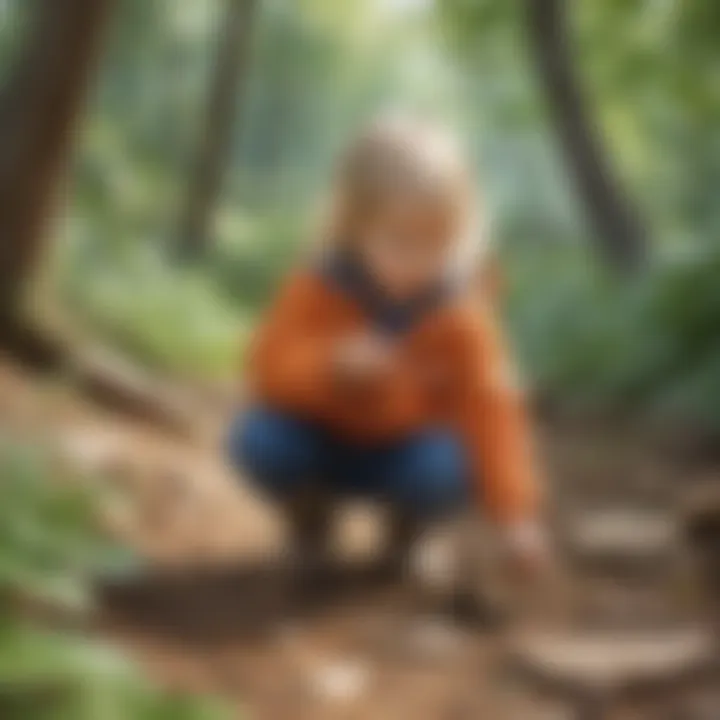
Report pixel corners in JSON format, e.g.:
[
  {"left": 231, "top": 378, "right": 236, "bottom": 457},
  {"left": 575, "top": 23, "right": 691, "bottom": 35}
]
[{"left": 0, "top": 316, "right": 195, "bottom": 438}]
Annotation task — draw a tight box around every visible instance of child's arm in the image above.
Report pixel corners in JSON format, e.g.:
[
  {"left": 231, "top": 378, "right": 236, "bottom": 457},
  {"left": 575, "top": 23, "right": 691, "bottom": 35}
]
[
  {"left": 247, "top": 273, "right": 344, "bottom": 414},
  {"left": 454, "top": 304, "right": 550, "bottom": 577},
  {"left": 454, "top": 303, "right": 542, "bottom": 527}
]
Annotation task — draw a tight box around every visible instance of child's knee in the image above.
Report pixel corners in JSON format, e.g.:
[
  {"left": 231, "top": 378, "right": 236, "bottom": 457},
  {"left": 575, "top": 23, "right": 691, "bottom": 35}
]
[
  {"left": 227, "top": 407, "right": 323, "bottom": 493},
  {"left": 395, "top": 432, "right": 468, "bottom": 516}
]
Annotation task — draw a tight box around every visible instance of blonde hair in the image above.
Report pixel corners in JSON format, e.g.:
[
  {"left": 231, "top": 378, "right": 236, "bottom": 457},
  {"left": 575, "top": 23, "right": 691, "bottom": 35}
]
[{"left": 320, "top": 115, "right": 489, "bottom": 279}]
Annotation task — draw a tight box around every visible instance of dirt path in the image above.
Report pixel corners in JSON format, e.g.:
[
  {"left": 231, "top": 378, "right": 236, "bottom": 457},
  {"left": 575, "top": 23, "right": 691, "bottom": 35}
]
[{"left": 1, "top": 362, "right": 718, "bottom": 719}]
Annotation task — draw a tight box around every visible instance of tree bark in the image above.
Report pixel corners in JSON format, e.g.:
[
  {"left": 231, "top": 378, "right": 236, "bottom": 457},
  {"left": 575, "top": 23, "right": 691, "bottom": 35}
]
[
  {"left": 0, "top": 1, "right": 197, "bottom": 435},
  {"left": 526, "top": 0, "right": 646, "bottom": 271},
  {"left": 0, "top": 0, "right": 115, "bottom": 360},
  {"left": 176, "top": 0, "right": 258, "bottom": 260}
]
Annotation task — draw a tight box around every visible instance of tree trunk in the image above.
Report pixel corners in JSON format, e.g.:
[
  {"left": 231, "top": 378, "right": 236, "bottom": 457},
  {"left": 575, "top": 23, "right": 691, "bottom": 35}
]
[
  {"left": 526, "top": 0, "right": 646, "bottom": 271},
  {"left": 0, "top": 1, "right": 196, "bottom": 434},
  {"left": 176, "top": 0, "right": 258, "bottom": 260},
  {"left": 0, "top": 0, "right": 114, "bottom": 360}
]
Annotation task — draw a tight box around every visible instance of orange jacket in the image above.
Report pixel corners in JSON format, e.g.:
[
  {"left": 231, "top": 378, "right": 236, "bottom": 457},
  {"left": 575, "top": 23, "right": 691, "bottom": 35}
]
[{"left": 247, "top": 264, "right": 541, "bottom": 525}]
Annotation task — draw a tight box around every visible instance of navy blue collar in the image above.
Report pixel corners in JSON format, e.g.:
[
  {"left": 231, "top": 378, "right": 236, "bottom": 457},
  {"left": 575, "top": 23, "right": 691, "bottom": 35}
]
[{"left": 318, "top": 250, "right": 456, "bottom": 336}]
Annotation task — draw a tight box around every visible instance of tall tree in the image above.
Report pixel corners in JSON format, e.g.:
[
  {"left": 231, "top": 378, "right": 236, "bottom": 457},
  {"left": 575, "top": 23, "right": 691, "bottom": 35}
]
[
  {"left": 526, "top": 0, "right": 646, "bottom": 271},
  {"left": 176, "top": 0, "right": 258, "bottom": 259},
  {"left": 0, "top": 0, "right": 115, "bottom": 359}
]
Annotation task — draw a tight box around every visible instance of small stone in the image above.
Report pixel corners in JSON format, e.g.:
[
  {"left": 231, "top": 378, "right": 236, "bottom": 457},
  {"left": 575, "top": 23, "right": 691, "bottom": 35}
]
[
  {"left": 308, "top": 659, "right": 370, "bottom": 704},
  {"left": 509, "top": 626, "right": 715, "bottom": 696},
  {"left": 567, "top": 510, "right": 678, "bottom": 571}
]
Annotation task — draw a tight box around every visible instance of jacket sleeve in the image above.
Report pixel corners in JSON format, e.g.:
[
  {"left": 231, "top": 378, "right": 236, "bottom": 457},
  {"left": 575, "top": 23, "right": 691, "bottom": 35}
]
[
  {"left": 247, "top": 273, "right": 342, "bottom": 415},
  {"left": 454, "top": 304, "right": 542, "bottom": 525}
]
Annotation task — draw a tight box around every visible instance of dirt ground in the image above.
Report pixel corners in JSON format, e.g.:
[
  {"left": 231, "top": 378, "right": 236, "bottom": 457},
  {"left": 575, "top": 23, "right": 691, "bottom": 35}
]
[{"left": 1, "top": 361, "right": 718, "bottom": 720}]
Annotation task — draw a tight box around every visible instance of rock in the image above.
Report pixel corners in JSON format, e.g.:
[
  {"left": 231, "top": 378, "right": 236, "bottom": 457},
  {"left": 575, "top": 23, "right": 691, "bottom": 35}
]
[
  {"left": 566, "top": 510, "right": 679, "bottom": 572},
  {"left": 307, "top": 659, "right": 370, "bottom": 704},
  {"left": 509, "top": 626, "right": 716, "bottom": 698},
  {"left": 576, "top": 580, "right": 684, "bottom": 630}
]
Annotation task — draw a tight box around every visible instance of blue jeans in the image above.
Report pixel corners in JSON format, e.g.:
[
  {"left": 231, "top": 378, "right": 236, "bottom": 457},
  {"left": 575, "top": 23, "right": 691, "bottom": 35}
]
[{"left": 227, "top": 407, "right": 469, "bottom": 518}]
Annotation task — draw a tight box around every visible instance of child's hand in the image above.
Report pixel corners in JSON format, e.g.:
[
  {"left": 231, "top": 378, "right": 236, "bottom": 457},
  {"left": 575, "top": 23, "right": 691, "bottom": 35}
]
[
  {"left": 502, "top": 521, "right": 553, "bottom": 583},
  {"left": 332, "top": 333, "right": 393, "bottom": 385}
]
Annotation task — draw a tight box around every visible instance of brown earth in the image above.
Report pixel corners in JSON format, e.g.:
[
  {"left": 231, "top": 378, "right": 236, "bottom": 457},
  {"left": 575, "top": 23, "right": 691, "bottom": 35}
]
[{"left": 0, "top": 360, "right": 718, "bottom": 720}]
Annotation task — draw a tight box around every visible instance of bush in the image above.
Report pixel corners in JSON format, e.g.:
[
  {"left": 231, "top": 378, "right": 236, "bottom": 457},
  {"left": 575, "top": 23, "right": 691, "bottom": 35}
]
[
  {"left": 58, "top": 233, "right": 246, "bottom": 379},
  {"left": 0, "top": 442, "right": 229, "bottom": 720},
  {"left": 507, "top": 241, "right": 720, "bottom": 433}
]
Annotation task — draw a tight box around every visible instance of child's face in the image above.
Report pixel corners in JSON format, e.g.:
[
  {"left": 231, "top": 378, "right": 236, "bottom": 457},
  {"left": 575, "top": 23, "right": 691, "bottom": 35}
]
[{"left": 356, "top": 198, "right": 456, "bottom": 301}]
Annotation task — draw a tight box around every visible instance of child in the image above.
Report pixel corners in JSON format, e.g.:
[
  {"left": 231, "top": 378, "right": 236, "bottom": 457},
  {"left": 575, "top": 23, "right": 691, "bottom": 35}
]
[{"left": 228, "top": 116, "right": 548, "bottom": 583}]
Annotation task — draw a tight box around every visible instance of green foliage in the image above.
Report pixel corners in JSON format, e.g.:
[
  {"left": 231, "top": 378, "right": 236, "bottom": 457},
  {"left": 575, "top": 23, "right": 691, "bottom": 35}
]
[
  {"left": 210, "top": 211, "right": 304, "bottom": 308},
  {"left": 55, "top": 208, "right": 314, "bottom": 377},
  {"left": 0, "top": 442, "right": 118, "bottom": 608},
  {"left": 0, "top": 620, "right": 229, "bottom": 720},
  {"left": 442, "top": 0, "right": 720, "bottom": 250},
  {"left": 59, "top": 234, "right": 245, "bottom": 379},
  {"left": 0, "top": 442, "right": 229, "bottom": 720},
  {"left": 507, "top": 241, "right": 720, "bottom": 431},
  {"left": 0, "top": 0, "right": 32, "bottom": 86}
]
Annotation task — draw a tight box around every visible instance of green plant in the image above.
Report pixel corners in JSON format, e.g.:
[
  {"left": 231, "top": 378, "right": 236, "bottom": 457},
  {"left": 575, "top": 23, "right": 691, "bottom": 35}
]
[
  {"left": 0, "top": 442, "right": 229, "bottom": 720},
  {"left": 506, "top": 241, "right": 720, "bottom": 433},
  {"left": 58, "top": 236, "right": 246, "bottom": 379}
]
